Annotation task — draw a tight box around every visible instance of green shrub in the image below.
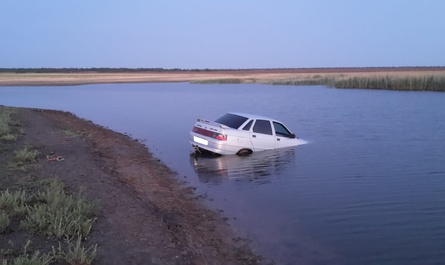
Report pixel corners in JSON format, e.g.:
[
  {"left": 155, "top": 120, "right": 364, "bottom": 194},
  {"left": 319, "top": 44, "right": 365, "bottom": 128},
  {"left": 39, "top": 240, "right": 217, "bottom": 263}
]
[
  {"left": 0, "top": 190, "right": 28, "bottom": 217},
  {"left": 0, "top": 210, "right": 10, "bottom": 233},
  {"left": 64, "top": 129, "right": 89, "bottom": 139},
  {"left": 14, "top": 147, "right": 39, "bottom": 163},
  {"left": 0, "top": 114, "right": 11, "bottom": 136},
  {"left": 1, "top": 134, "right": 17, "bottom": 142},
  {"left": 0, "top": 181, "right": 99, "bottom": 264},
  {"left": 2, "top": 240, "right": 54, "bottom": 265},
  {"left": 52, "top": 236, "right": 97, "bottom": 265},
  {"left": 3, "top": 251, "right": 53, "bottom": 265},
  {"left": 21, "top": 181, "right": 97, "bottom": 238},
  {"left": 0, "top": 108, "right": 19, "bottom": 135}
]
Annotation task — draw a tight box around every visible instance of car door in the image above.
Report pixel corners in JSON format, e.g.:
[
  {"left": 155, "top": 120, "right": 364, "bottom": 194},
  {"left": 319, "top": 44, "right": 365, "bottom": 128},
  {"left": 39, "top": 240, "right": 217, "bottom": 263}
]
[
  {"left": 250, "top": 119, "right": 276, "bottom": 151},
  {"left": 273, "top": 121, "right": 297, "bottom": 148}
]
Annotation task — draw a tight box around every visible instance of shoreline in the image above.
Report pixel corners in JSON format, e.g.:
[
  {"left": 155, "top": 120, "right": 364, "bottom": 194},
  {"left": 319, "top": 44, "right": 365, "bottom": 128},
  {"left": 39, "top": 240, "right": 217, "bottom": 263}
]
[
  {"left": 1, "top": 68, "right": 445, "bottom": 87},
  {"left": 0, "top": 106, "right": 268, "bottom": 264}
]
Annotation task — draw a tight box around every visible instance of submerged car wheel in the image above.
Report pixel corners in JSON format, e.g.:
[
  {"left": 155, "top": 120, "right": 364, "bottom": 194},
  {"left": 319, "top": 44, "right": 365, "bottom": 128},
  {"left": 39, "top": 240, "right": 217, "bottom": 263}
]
[{"left": 236, "top": 149, "right": 253, "bottom": 156}]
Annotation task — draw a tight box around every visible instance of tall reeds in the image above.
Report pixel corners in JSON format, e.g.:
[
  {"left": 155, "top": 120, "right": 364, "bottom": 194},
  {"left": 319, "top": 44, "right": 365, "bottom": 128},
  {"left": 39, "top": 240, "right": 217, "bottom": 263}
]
[
  {"left": 333, "top": 75, "right": 445, "bottom": 91},
  {"left": 270, "top": 77, "right": 335, "bottom": 86},
  {"left": 193, "top": 78, "right": 244, "bottom": 84},
  {"left": 267, "top": 73, "right": 445, "bottom": 91}
]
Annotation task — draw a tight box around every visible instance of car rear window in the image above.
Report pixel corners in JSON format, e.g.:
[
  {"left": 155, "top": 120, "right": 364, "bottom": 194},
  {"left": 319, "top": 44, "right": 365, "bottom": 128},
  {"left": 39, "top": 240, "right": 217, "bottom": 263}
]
[
  {"left": 242, "top": 120, "right": 253, "bottom": 131},
  {"left": 215, "top": 113, "right": 248, "bottom": 129}
]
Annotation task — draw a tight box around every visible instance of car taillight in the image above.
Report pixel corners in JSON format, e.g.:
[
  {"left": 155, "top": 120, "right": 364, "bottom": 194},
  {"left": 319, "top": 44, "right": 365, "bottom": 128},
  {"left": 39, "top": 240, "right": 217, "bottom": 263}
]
[
  {"left": 215, "top": 134, "right": 227, "bottom": 141},
  {"left": 193, "top": 126, "right": 227, "bottom": 141}
]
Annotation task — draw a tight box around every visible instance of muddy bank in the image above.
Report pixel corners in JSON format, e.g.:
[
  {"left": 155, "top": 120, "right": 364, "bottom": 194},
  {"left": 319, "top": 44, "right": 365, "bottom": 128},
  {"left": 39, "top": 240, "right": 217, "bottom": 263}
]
[{"left": 0, "top": 106, "right": 270, "bottom": 265}]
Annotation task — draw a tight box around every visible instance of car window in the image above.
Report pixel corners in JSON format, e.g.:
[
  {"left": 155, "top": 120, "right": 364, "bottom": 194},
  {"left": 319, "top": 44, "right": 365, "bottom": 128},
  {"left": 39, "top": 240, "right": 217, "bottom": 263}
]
[
  {"left": 215, "top": 113, "right": 248, "bottom": 129},
  {"left": 253, "top": 119, "right": 272, "bottom": 135},
  {"left": 273, "top": 122, "right": 293, "bottom": 138},
  {"left": 242, "top": 120, "right": 253, "bottom": 131}
]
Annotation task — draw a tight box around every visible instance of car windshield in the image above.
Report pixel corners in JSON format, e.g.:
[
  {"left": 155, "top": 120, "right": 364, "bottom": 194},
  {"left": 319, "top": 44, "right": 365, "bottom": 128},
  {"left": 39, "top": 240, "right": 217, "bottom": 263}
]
[{"left": 215, "top": 113, "right": 248, "bottom": 129}]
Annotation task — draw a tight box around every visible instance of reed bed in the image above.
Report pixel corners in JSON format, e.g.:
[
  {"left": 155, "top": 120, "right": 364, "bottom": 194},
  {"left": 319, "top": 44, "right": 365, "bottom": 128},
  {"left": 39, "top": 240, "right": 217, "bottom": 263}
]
[
  {"left": 268, "top": 71, "right": 445, "bottom": 91},
  {"left": 193, "top": 78, "right": 244, "bottom": 84},
  {"left": 333, "top": 75, "right": 445, "bottom": 91},
  {"left": 270, "top": 77, "right": 336, "bottom": 86}
]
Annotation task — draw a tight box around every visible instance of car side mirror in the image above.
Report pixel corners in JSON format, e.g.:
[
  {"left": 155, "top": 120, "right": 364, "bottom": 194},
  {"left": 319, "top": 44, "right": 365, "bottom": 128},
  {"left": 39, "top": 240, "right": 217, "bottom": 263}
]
[{"left": 291, "top": 133, "right": 297, "bottom": 139}]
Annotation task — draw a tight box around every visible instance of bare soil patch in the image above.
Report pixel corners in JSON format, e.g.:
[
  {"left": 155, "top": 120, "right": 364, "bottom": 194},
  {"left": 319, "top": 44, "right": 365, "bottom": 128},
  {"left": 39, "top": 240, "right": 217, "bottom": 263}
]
[{"left": 0, "top": 106, "right": 269, "bottom": 265}]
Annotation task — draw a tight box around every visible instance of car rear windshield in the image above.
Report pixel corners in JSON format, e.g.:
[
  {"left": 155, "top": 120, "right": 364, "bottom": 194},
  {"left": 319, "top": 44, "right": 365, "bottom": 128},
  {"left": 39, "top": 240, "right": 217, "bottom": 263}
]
[{"left": 215, "top": 113, "right": 248, "bottom": 129}]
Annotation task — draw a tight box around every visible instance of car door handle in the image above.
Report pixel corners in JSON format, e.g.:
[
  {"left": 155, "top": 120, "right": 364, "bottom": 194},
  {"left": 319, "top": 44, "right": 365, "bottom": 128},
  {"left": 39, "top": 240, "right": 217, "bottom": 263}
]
[
  {"left": 277, "top": 138, "right": 281, "bottom": 141},
  {"left": 252, "top": 135, "right": 256, "bottom": 138}
]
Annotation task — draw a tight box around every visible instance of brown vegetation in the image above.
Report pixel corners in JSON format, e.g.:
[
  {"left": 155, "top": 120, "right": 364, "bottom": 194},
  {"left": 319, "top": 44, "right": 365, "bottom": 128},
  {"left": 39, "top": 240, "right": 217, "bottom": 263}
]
[{"left": 1, "top": 67, "right": 444, "bottom": 87}]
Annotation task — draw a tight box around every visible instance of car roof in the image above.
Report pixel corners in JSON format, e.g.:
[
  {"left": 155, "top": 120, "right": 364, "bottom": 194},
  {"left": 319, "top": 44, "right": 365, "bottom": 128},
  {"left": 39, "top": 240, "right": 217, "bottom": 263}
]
[{"left": 228, "top": 112, "right": 277, "bottom": 121}]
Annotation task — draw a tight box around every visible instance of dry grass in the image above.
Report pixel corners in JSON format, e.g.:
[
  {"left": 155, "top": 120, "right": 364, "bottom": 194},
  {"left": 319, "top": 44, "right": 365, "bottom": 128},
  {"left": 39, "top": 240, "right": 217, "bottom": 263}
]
[{"left": 1, "top": 68, "right": 444, "bottom": 87}]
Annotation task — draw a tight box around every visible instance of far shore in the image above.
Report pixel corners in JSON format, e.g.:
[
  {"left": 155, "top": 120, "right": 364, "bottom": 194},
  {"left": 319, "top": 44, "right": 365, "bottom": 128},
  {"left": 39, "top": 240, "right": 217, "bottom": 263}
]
[{"left": 1, "top": 67, "right": 445, "bottom": 87}]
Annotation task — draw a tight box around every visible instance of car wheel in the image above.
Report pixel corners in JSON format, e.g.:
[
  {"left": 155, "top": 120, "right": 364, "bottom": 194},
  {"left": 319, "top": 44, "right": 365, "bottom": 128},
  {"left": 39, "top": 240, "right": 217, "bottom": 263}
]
[{"left": 236, "top": 149, "right": 252, "bottom": 156}]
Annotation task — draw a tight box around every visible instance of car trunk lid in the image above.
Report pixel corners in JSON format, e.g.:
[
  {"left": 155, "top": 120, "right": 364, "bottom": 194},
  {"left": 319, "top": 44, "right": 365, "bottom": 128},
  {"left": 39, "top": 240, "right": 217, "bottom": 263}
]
[{"left": 192, "top": 119, "right": 228, "bottom": 140}]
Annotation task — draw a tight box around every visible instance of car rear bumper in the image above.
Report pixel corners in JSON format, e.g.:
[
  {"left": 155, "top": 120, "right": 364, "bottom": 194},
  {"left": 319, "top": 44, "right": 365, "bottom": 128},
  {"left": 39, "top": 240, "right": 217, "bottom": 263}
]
[{"left": 190, "top": 133, "right": 234, "bottom": 155}]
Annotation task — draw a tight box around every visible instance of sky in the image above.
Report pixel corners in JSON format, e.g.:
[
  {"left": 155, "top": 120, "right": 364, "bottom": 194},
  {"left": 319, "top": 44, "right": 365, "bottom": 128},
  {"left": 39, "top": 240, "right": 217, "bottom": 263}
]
[{"left": 1, "top": 1, "right": 445, "bottom": 69}]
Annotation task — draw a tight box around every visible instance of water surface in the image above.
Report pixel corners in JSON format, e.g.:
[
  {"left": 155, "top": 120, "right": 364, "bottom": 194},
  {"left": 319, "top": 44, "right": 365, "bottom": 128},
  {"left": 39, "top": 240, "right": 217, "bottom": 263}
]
[{"left": 1, "top": 83, "right": 445, "bottom": 265}]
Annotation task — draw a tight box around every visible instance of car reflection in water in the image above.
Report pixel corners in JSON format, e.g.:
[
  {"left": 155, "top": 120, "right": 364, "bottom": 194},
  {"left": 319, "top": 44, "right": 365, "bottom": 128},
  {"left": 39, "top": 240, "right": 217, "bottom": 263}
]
[{"left": 190, "top": 147, "right": 297, "bottom": 185}]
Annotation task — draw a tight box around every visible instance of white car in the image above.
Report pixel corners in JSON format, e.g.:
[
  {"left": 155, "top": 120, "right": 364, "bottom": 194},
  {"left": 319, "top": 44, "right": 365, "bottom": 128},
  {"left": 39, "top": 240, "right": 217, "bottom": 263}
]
[{"left": 190, "top": 112, "right": 306, "bottom": 156}]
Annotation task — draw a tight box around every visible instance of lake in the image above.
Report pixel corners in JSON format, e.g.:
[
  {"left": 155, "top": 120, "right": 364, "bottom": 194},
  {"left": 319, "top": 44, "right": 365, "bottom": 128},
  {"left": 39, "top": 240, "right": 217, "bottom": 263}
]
[{"left": 1, "top": 83, "right": 445, "bottom": 265}]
